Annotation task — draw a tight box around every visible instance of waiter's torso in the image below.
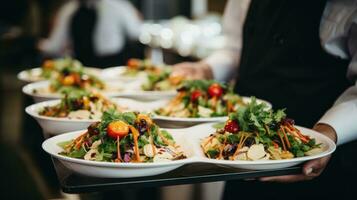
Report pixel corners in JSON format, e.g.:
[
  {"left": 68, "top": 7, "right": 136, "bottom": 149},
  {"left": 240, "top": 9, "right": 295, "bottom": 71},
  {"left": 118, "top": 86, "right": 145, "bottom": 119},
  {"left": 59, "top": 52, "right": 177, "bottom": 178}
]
[
  {"left": 225, "top": 1, "right": 355, "bottom": 199},
  {"left": 235, "top": 0, "right": 351, "bottom": 127}
]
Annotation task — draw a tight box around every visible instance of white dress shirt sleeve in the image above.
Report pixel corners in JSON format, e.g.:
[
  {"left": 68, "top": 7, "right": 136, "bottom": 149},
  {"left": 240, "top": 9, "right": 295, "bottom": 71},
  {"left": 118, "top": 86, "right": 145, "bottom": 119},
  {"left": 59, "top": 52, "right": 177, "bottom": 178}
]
[
  {"left": 115, "top": 0, "right": 142, "bottom": 40},
  {"left": 204, "top": 0, "right": 251, "bottom": 82},
  {"left": 41, "top": 2, "right": 78, "bottom": 55},
  {"left": 318, "top": 19, "right": 357, "bottom": 145}
]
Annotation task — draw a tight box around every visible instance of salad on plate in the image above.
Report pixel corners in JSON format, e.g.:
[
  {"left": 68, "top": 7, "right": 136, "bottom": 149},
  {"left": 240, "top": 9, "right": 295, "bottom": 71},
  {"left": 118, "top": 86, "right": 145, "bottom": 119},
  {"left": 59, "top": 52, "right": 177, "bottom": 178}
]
[
  {"left": 141, "top": 68, "right": 184, "bottom": 91},
  {"left": 20, "top": 57, "right": 99, "bottom": 82},
  {"left": 155, "top": 80, "right": 246, "bottom": 118},
  {"left": 124, "top": 58, "right": 164, "bottom": 76},
  {"left": 30, "top": 62, "right": 120, "bottom": 96},
  {"left": 58, "top": 110, "right": 187, "bottom": 163},
  {"left": 39, "top": 89, "right": 124, "bottom": 120},
  {"left": 201, "top": 97, "right": 322, "bottom": 161}
]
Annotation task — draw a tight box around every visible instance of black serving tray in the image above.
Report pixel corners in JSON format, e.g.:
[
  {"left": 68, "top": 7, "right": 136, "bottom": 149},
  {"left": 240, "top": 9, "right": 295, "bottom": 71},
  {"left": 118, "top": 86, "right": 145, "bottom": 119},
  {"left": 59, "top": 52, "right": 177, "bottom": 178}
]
[{"left": 52, "top": 158, "right": 301, "bottom": 194}]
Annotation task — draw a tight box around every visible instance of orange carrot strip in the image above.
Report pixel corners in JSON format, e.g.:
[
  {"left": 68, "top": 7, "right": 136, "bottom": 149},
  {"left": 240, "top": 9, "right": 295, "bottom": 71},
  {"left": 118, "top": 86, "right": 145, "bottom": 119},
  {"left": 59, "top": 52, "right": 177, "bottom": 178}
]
[
  {"left": 278, "top": 129, "right": 286, "bottom": 151},
  {"left": 280, "top": 126, "right": 291, "bottom": 149},
  {"left": 129, "top": 126, "right": 141, "bottom": 162}
]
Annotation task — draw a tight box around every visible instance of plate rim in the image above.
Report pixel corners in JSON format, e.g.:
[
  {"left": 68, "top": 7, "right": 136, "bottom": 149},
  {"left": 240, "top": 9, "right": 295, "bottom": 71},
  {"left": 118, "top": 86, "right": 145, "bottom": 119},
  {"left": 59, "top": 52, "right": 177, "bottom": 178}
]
[{"left": 42, "top": 123, "right": 336, "bottom": 169}]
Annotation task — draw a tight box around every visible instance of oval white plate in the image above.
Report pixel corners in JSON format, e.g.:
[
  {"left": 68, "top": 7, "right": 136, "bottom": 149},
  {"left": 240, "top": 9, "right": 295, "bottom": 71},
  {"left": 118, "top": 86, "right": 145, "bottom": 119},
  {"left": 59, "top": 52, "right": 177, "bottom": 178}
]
[
  {"left": 17, "top": 67, "right": 102, "bottom": 83},
  {"left": 151, "top": 97, "right": 272, "bottom": 128},
  {"left": 25, "top": 98, "right": 160, "bottom": 135},
  {"left": 187, "top": 123, "right": 336, "bottom": 170},
  {"left": 115, "top": 80, "right": 177, "bottom": 101},
  {"left": 22, "top": 81, "right": 124, "bottom": 103},
  {"left": 42, "top": 129, "right": 196, "bottom": 178},
  {"left": 25, "top": 100, "right": 99, "bottom": 135},
  {"left": 42, "top": 122, "right": 335, "bottom": 178},
  {"left": 100, "top": 66, "right": 147, "bottom": 82}
]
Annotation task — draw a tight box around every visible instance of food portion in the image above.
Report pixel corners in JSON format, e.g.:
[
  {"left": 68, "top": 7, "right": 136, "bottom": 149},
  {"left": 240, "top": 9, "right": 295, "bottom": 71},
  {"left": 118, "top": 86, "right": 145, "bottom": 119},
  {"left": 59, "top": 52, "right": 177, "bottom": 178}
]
[
  {"left": 25, "top": 57, "right": 96, "bottom": 81},
  {"left": 31, "top": 60, "right": 114, "bottom": 95},
  {"left": 48, "top": 61, "right": 105, "bottom": 93},
  {"left": 141, "top": 68, "right": 184, "bottom": 91},
  {"left": 39, "top": 90, "right": 124, "bottom": 120},
  {"left": 201, "top": 98, "right": 322, "bottom": 161},
  {"left": 155, "top": 80, "right": 245, "bottom": 117},
  {"left": 124, "top": 58, "right": 162, "bottom": 76},
  {"left": 58, "top": 110, "right": 186, "bottom": 163}
]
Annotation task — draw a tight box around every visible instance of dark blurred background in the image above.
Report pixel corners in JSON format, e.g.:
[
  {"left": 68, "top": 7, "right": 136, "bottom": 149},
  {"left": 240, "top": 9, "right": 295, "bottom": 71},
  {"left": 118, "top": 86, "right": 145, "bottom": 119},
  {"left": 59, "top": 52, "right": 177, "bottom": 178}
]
[{"left": 0, "top": 0, "right": 227, "bottom": 199}]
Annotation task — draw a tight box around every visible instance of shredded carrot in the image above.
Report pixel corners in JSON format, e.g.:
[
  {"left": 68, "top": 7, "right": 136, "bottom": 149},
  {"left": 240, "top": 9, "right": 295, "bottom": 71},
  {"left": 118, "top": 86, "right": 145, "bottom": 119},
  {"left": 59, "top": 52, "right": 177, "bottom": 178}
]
[
  {"left": 272, "top": 141, "right": 279, "bottom": 149},
  {"left": 277, "top": 129, "right": 286, "bottom": 151},
  {"left": 129, "top": 126, "right": 141, "bottom": 162},
  {"left": 280, "top": 126, "right": 291, "bottom": 149},
  {"left": 227, "top": 101, "right": 233, "bottom": 113}
]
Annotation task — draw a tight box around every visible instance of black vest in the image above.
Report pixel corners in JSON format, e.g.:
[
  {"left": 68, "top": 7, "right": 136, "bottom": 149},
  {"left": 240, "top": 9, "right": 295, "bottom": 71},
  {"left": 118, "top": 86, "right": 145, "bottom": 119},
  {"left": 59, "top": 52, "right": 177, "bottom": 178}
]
[
  {"left": 224, "top": 1, "right": 356, "bottom": 199},
  {"left": 70, "top": 4, "right": 127, "bottom": 67},
  {"left": 235, "top": 0, "right": 350, "bottom": 127}
]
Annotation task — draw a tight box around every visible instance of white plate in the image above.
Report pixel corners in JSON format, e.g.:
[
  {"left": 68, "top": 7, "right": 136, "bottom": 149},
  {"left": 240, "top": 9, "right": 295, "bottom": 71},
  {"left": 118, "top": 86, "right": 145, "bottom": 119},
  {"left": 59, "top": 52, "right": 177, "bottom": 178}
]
[
  {"left": 22, "top": 81, "right": 124, "bottom": 103},
  {"left": 100, "top": 66, "right": 147, "bottom": 82},
  {"left": 42, "top": 123, "right": 335, "bottom": 178},
  {"left": 25, "top": 100, "right": 99, "bottom": 135},
  {"left": 188, "top": 123, "right": 336, "bottom": 170},
  {"left": 42, "top": 129, "right": 196, "bottom": 178},
  {"left": 17, "top": 67, "right": 102, "bottom": 83},
  {"left": 115, "top": 80, "right": 177, "bottom": 101},
  {"left": 26, "top": 98, "right": 164, "bottom": 135},
  {"left": 151, "top": 97, "right": 272, "bottom": 128}
]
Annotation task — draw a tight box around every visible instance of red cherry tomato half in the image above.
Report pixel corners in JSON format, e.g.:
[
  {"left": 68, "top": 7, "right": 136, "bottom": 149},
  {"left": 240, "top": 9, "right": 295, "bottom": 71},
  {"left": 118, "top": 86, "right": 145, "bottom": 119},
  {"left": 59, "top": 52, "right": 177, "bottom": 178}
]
[
  {"left": 208, "top": 83, "right": 223, "bottom": 98},
  {"left": 107, "top": 121, "right": 130, "bottom": 139},
  {"left": 190, "top": 90, "right": 202, "bottom": 102},
  {"left": 127, "top": 58, "right": 141, "bottom": 69},
  {"left": 224, "top": 120, "right": 240, "bottom": 133}
]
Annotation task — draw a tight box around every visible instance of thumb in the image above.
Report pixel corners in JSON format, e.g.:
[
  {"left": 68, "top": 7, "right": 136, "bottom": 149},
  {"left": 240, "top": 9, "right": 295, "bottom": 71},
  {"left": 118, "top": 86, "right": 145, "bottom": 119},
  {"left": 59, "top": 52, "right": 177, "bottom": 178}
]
[{"left": 303, "top": 156, "right": 330, "bottom": 177}]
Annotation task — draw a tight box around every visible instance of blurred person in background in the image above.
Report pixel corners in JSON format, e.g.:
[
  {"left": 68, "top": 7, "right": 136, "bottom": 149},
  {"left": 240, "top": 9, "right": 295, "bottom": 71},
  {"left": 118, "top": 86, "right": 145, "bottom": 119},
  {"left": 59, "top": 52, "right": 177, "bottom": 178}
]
[
  {"left": 173, "top": 0, "right": 357, "bottom": 199},
  {"left": 38, "top": 0, "right": 142, "bottom": 67}
]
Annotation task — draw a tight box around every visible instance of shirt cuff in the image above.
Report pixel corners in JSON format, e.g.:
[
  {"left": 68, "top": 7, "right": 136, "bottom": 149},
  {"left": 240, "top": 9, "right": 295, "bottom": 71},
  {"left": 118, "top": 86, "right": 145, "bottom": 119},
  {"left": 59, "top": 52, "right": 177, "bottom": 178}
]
[
  {"left": 318, "top": 101, "right": 357, "bottom": 145},
  {"left": 204, "top": 51, "right": 238, "bottom": 83}
]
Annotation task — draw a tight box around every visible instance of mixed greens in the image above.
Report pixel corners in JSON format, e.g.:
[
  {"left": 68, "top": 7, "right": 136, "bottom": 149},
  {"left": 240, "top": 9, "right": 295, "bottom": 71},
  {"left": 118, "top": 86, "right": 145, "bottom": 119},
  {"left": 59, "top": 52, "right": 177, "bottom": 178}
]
[
  {"left": 201, "top": 97, "right": 322, "bottom": 160},
  {"left": 155, "top": 80, "right": 245, "bottom": 118},
  {"left": 141, "top": 68, "right": 184, "bottom": 91},
  {"left": 59, "top": 110, "right": 186, "bottom": 163},
  {"left": 48, "top": 60, "right": 105, "bottom": 93},
  {"left": 124, "top": 58, "right": 163, "bottom": 76},
  {"left": 39, "top": 89, "right": 124, "bottom": 120},
  {"left": 26, "top": 57, "right": 96, "bottom": 81}
]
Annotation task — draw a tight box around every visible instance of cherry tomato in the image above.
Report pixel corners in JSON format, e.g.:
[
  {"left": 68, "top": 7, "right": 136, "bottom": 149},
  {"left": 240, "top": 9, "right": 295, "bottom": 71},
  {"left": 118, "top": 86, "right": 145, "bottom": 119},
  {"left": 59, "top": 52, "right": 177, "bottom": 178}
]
[
  {"left": 107, "top": 121, "right": 130, "bottom": 139},
  {"left": 224, "top": 120, "right": 240, "bottom": 133},
  {"left": 190, "top": 90, "right": 202, "bottom": 102},
  {"left": 127, "top": 58, "right": 141, "bottom": 69},
  {"left": 62, "top": 75, "right": 75, "bottom": 86},
  {"left": 43, "top": 60, "right": 54, "bottom": 69},
  {"left": 208, "top": 83, "right": 223, "bottom": 98}
]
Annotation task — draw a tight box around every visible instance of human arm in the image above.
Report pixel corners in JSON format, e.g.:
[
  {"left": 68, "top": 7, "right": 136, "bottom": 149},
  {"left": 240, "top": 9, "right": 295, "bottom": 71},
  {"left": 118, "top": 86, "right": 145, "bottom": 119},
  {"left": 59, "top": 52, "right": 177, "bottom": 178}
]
[
  {"left": 116, "top": 0, "right": 142, "bottom": 40},
  {"left": 38, "top": 2, "right": 77, "bottom": 56},
  {"left": 172, "top": 0, "right": 251, "bottom": 82}
]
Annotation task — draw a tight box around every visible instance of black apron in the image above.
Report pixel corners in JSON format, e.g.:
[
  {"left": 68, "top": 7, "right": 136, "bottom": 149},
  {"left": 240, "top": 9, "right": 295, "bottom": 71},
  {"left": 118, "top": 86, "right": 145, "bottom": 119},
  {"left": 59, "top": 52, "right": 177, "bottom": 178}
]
[
  {"left": 225, "top": 0, "right": 356, "bottom": 199},
  {"left": 70, "top": 3, "right": 127, "bottom": 67},
  {"left": 235, "top": 0, "right": 350, "bottom": 127}
]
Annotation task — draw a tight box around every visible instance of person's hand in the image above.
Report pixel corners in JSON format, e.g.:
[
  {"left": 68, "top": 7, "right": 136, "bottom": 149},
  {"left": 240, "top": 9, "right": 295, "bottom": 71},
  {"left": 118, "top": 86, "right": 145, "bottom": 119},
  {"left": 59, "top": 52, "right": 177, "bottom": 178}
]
[
  {"left": 259, "top": 123, "right": 337, "bottom": 183},
  {"left": 171, "top": 61, "right": 213, "bottom": 80}
]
